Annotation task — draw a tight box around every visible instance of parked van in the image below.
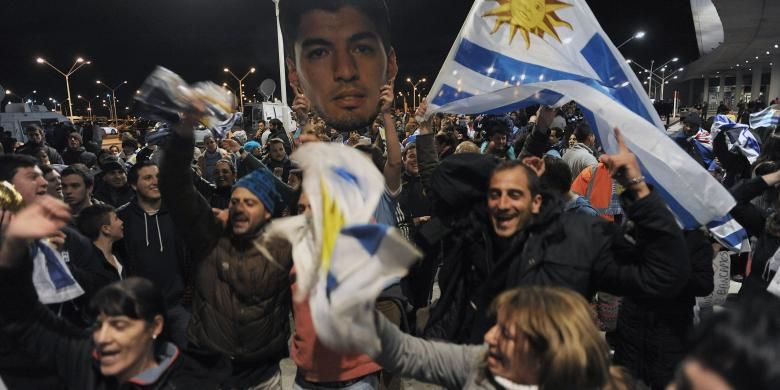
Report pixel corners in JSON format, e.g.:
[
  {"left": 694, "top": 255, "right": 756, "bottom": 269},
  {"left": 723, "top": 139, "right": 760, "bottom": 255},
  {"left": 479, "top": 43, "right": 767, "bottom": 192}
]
[{"left": 0, "top": 103, "right": 70, "bottom": 143}]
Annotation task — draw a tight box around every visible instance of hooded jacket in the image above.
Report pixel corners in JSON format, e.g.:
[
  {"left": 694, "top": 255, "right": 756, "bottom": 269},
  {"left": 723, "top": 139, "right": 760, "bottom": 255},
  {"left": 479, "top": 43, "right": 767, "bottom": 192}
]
[{"left": 116, "top": 199, "right": 187, "bottom": 306}]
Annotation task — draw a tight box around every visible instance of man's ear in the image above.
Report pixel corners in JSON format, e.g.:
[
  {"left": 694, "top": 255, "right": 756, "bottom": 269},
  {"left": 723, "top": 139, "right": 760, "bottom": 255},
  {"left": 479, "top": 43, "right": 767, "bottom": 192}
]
[
  {"left": 386, "top": 48, "right": 398, "bottom": 84},
  {"left": 286, "top": 57, "right": 303, "bottom": 94},
  {"left": 100, "top": 223, "right": 112, "bottom": 237}
]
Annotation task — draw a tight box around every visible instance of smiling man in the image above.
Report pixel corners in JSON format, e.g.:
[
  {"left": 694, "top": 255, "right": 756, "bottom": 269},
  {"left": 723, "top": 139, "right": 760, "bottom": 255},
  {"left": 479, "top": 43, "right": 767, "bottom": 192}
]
[
  {"left": 422, "top": 125, "right": 691, "bottom": 346},
  {"left": 115, "top": 160, "right": 191, "bottom": 349},
  {"left": 162, "top": 111, "right": 292, "bottom": 388}
]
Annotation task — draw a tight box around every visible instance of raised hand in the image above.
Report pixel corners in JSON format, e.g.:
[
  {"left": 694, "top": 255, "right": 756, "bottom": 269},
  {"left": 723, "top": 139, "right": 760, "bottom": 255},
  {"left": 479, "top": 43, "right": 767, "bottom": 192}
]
[
  {"left": 379, "top": 81, "right": 395, "bottom": 115},
  {"left": 521, "top": 156, "right": 546, "bottom": 177},
  {"left": 4, "top": 196, "right": 71, "bottom": 240},
  {"left": 415, "top": 99, "right": 433, "bottom": 135},
  {"left": 534, "top": 105, "right": 557, "bottom": 131},
  {"left": 598, "top": 128, "right": 650, "bottom": 199},
  {"left": 291, "top": 83, "right": 311, "bottom": 125}
]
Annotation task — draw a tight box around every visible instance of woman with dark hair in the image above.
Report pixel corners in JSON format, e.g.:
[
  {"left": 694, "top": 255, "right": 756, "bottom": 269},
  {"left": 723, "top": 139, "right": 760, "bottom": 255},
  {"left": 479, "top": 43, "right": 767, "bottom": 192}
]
[
  {"left": 669, "top": 291, "right": 780, "bottom": 390},
  {"left": 0, "top": 195, "right": 219, "bottom": 389}
]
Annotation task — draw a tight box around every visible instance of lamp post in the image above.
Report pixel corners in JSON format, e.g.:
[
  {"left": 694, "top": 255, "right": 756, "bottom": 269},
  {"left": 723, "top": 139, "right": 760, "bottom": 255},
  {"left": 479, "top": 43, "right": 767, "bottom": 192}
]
[
  {"left": 627, "top": 57, "right": 679, "bottom": 99},
  {"left": 616, "top": 31, "right": 645, "bottom": 49},
  {"left": 96, "top": 80, "right": 127, "bottom": 124},
  {"left": 406, "top": 77, "right": 427, "bottom": 111},
  {"left": 221, "top": 82, "right": 237, "bottom": 96},
  {"left": 4, "top": 90, "right": 22, "bottom": 102},
  {"left": 76, "top": 95, "right": 98, "bottom": 121},
  {"left": 224, "top": 67, "right": 255, "bottom": 111},
  {"left": 22, "top": 90, "right": 38, "bottom": 104},
  {"left": 658, "top": 67, "right": 684, "bottom": 101},
  {"left": 272, "top": 0, "right": 289, "bottom": 128},
  {"left": 36, "top": 56, "right": 91, "bottom": 118}
]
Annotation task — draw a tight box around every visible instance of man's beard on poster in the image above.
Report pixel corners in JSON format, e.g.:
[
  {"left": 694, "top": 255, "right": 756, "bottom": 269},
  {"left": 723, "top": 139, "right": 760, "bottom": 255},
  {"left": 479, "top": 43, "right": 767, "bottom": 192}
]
[{"left": 314, "top": 99, "right": 382, "bottom": 133}]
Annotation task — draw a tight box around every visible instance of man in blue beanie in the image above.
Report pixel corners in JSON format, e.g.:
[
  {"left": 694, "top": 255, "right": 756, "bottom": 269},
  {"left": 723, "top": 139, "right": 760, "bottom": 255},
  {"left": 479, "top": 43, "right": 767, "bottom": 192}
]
[
  {"left": 243, "top": 140, "right": 263, "bottom": 158},
  {"left": 160, "top": 119, "right": 291, "bottom": 388}
]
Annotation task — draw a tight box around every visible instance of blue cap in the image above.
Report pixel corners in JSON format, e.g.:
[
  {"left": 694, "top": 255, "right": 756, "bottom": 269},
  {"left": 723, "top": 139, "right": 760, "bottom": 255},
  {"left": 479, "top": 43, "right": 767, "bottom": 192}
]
[{"left": 233, "top": 169, "right": 281, "bottom": 215}]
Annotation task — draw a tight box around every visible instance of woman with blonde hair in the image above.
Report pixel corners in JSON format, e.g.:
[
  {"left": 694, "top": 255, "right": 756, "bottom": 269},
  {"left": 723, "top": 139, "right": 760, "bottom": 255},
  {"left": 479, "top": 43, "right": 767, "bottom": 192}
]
[{"left": 366, "top": 286, "right": 631, "bottom": 389}]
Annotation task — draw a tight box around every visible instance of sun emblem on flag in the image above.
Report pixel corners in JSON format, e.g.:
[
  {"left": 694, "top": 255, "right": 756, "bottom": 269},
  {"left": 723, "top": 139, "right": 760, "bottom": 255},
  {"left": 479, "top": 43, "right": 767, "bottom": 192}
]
[{"left": 483, "top": 0, "right": 573, "bottom": 49}]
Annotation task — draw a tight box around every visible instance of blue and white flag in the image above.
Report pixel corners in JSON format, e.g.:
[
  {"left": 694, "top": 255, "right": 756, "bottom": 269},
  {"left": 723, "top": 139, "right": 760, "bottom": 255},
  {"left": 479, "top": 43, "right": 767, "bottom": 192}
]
[
  {"left": 309, "top": 224, "right": 419, "bottom": 354},
  {"left": 706, "top": 214, "right": 750, "bottom": 253},
  {"left": 285, "top": 143, "right": 420, "bottom": 354},
  {"left": 32, "top": 241, "right": 84, "bottom": 304},
  {"left": 711, "top": 114, "right": 761, "bottom": 164},
  {"left": 750, "top": 104, "right": 780, "bottom": 129},
  {"left": 425, "top": 0, "right": 735, "bottom": 228}
]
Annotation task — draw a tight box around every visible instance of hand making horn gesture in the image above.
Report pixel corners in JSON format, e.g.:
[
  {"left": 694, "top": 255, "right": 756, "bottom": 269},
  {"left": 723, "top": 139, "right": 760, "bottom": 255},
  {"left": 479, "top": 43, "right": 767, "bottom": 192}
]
[
  {"left": 599, "top": 128, "right": 651, "bottom": 199},
  {"left": 415, "top": 99, "right": 433, "bottom": 135},
  {"left": 379, "top": 80, "right": 395, "bottom": 115},
  {"left": 291, "top": 83, "right": 311, "bottom": 125}
]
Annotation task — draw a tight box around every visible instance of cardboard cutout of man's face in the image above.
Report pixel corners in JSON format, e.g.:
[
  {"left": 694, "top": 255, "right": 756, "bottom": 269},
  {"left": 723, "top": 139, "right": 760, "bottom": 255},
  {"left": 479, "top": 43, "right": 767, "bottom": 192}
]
[{"left": 286, "top": 6, "right": 398, "bottom": 132}]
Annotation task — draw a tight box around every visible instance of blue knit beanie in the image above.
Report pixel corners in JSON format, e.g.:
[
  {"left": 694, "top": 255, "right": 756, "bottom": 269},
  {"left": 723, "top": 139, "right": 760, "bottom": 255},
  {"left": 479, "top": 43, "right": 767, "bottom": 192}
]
[
  {"left": 233, "top": 169, "right": 280, "bottom": 215},
  {"left": 243, "top": 140, "right": 262, "bottom": 153}
]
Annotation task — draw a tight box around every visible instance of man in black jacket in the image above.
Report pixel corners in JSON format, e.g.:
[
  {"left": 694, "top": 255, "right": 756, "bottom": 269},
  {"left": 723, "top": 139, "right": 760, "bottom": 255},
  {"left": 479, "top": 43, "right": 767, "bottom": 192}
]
[
  {"left": 61, "top": 132, "right": 97, "bottom": 167},
  {"left": 93, "top": 156, "right": 134, "bottom": 208},
  {"left": 16, "top": 124, "right": 64, "bottom": 165},
  {"left": 420, "top": 119, "right": 691, "bottom": 343},
  {"left": 116, "top": 160, "right": 190, "bottom": 347}
]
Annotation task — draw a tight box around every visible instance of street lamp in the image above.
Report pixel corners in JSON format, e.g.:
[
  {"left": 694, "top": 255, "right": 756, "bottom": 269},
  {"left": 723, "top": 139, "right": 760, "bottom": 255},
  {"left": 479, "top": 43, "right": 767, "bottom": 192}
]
[
  {"left": 4, "top": 90, "right": 22, "bottom": 103},
  {"left": 96, "top": 80, "right": 128, "bottom": 124},
  {"left": 35, "top": 56, "right": 91, "bottom": 117},
  {"left": 658, "top": 66, "right": 684, "bottom": 100},
  {"left": 221, "top": 82, "right": 236, "bottom": 96},
  {"left": 617, "top": 31, "right": 645, "bottom": 49},
  {"left": 76, "top": 94, "right": 99, "bottom": 121},
  {"left": 406, "top": 77, "right": 427, "bottom": 111},
  {"left": 224, "top": 67, "right": 255, "bottom": 110},
  {"left": 627, "top": 57, "right": 679, "bottom": 99}
]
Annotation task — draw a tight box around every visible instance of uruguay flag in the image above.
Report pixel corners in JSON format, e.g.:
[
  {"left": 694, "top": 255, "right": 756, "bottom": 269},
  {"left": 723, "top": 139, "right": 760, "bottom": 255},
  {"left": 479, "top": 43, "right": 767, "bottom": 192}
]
[
  {"left": 710, "top": 114, "right": 761, "bottom": 164},
  {"left": 750, "top": 104, "right": 780, "bottom": 129},
  {"left": 287, "top": 143, "right": 420, "bottom": 354},
  {"left": 706, "top": 214, "right": 750, "bottom": 253},
  {"left": 425, "top": 0, "right": 734, "bottom": 228},
  {"left": 32, "top": 241, "right": 84, "bottom": 304}
]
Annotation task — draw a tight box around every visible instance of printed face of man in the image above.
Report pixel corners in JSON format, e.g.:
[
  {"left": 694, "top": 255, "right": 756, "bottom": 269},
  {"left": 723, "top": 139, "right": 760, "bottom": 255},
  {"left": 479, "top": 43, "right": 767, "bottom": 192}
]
[{"left": 287, "top": 5, "right": 398, "bottom": 132}]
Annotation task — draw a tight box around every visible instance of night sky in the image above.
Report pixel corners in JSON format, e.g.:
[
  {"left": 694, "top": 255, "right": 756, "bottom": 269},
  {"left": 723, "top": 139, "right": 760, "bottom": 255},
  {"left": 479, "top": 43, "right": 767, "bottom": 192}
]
[{"left": 1, "top": 0, "right": 698, "bottom": 116}]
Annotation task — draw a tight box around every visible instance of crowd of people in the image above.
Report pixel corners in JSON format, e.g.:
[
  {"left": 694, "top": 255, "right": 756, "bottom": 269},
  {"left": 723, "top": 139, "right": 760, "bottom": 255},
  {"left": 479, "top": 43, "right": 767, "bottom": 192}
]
[{"left": 1, "top": 1, "right": 780, "bottom": 390}]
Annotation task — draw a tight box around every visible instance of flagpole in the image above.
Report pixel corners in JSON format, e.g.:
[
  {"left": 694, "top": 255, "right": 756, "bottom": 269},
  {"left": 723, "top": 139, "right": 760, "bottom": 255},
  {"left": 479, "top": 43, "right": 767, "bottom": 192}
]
[{"left": 273, "top": 0, "right": 289, "bottom": 127}]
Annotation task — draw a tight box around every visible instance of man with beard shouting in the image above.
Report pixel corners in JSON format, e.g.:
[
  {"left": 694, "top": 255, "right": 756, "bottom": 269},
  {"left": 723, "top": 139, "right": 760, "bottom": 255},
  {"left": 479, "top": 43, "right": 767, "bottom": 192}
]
[{"left": 160, "top": 115, "right": 293, "bottom": 388}]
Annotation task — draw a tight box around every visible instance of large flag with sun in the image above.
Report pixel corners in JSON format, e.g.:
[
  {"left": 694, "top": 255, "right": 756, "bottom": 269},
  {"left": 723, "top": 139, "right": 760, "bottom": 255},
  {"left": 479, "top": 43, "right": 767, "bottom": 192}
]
[{"left": 426, "top": 0, "right": 735, "bottom": 228}]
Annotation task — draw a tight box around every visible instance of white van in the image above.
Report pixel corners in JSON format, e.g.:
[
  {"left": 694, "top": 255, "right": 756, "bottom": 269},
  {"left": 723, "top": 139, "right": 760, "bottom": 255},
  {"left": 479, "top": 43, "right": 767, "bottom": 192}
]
[{"left": 0, "top": 103, "right": 70, "bottom": 143}]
